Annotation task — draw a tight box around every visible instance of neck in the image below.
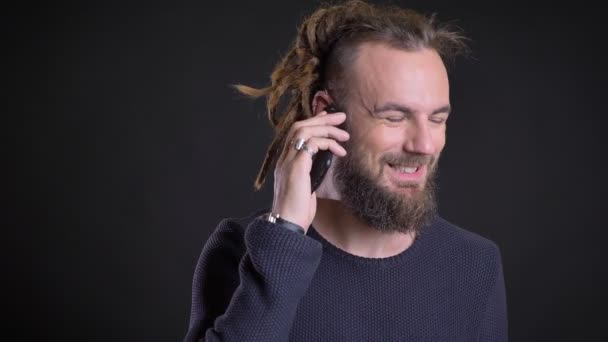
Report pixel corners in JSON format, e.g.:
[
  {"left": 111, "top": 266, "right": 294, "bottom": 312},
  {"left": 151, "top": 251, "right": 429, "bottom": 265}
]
[{"left": 312, "top": 198, "right": 416, "bottom": 258}]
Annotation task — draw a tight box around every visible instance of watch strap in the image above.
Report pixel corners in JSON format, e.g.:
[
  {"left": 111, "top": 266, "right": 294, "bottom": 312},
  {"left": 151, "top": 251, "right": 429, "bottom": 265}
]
[{"left": 265, "top": 212, "right": 305, "bottom": 235}]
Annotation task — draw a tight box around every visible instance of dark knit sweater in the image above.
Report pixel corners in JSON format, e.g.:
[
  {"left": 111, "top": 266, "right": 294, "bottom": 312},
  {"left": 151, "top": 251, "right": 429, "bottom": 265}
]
[{"left": 184, "top": 209, "right": 508, "bottom": 341}]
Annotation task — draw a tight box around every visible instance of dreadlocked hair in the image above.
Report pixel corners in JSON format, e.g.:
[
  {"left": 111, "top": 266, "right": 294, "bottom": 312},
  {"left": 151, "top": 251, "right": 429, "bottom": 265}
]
[{"left": 234, "top": 0, "right": 470, "bottom": 190}]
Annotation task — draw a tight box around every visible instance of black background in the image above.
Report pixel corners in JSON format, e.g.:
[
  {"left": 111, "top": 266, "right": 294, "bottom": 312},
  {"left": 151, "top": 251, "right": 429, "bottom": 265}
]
[{"left": 8, "top": 0, "right": 607, "bottom": 341}]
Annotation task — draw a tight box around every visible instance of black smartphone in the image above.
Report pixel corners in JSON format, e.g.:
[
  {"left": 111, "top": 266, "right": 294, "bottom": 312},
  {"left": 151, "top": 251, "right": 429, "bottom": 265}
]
[{"left": 310, "top": 105, "right": 344, "bottom": 193}]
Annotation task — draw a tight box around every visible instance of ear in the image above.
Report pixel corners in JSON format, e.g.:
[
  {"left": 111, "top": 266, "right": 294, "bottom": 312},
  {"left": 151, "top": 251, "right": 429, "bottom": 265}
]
[{"left": 311, "top": 90, "right": 334, "bottom": 116}]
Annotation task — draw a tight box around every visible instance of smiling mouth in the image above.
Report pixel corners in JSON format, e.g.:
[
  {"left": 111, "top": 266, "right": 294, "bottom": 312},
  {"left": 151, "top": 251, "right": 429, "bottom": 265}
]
[{"left": 387, "top": 163, "right": 421, "bottom": 174}]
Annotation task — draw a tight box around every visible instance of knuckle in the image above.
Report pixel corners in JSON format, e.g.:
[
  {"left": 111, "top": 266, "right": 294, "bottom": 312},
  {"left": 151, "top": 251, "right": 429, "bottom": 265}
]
[
  {"left": 293, "top": 126, "right": 307, "bottom": 138},
  {"left": 310, "top": 138, "right": 324, "bottom": 148},
  {"left": 288, "top": 127, "right": 299, "bottom": 138}
]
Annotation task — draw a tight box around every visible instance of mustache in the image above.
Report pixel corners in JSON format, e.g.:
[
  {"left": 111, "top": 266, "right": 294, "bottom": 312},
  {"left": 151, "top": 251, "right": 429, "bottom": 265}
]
[{"left": 382, "top": 153, "right": 435, "bottom": 166}]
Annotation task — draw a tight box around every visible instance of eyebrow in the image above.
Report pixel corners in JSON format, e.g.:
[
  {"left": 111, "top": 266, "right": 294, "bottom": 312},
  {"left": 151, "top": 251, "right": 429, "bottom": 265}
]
[{"left": 374, "top": 102, "right": 451, "bottom": 115}]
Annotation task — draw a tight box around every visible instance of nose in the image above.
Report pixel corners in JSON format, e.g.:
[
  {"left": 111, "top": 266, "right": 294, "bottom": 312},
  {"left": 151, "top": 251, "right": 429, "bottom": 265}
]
[{"left": 403, "top": 121, "right": 435, "bottom": 155}]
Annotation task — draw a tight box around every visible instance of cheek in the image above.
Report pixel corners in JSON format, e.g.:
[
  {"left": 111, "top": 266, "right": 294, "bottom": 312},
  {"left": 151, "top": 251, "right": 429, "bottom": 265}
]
[
  {"left": 433, "top": 126, "right": 446, "bottom": 153},
  {"left": 354, "top": 125, "right": 403, "bottom": 161},
  {"left": 347, "top": 110, "right": 399, "bottom": 158}
]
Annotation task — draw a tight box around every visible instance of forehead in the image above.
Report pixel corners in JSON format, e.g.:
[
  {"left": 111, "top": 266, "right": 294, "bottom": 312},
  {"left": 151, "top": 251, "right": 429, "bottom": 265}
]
[{"left": 349, "top": 43, "right": 450, "bottom": 111}]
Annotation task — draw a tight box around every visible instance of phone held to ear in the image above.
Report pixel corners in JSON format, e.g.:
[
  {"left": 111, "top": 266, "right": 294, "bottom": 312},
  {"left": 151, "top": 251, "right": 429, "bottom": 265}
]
[{"left": 309, "top": 105, "right": 344, "bottom": 193}]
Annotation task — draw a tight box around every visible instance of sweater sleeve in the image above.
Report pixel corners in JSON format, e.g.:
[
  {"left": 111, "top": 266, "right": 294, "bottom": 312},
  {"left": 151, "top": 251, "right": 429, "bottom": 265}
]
[
  {"left": 184, "top": 216, "right": 323, "bottom": 342},
  {"left": 477, "top": 245, "right": 509, "bottom": 342}
]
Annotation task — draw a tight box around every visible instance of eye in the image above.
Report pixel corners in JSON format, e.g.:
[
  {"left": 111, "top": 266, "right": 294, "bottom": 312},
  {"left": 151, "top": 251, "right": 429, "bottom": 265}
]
[
  {"left": 386, "top": 116, "right": 405, "bottom": 123},
  {"left": 429, "top": 114, "right": 448, "bottom": 124},
  {"left": 376, "top": 111, "right": 406, "bottom": 123}
]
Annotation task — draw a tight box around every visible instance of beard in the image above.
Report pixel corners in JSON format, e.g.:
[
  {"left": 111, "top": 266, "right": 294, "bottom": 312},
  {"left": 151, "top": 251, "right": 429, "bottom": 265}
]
[{"left": 333, "top": 142, "right": 439, "bottom": 235}]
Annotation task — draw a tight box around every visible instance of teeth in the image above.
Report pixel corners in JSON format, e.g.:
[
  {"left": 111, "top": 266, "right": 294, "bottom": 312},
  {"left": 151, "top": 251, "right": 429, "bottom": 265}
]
[{"left": 397, "top": 166, "right": 417, "bottom": 174}]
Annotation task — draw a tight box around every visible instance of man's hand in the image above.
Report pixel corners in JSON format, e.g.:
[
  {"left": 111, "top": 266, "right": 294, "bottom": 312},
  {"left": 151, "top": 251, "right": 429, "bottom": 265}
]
[{"left": 271, "top": 111, "right": 349, "bottom": 231}]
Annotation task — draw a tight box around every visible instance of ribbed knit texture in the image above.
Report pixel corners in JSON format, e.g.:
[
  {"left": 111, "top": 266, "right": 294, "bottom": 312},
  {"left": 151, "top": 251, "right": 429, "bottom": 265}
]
[{"left": 185, "top": 209, "right": 508, "bottom": 341}]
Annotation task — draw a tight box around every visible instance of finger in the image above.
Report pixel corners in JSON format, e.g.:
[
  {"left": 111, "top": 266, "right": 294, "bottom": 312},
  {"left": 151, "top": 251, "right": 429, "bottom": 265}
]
[
  {"left": 292, "top": 137, "right": 347, "bottom": 161},
  {"left": 292, "top": 124, "right": 350, "bottom": 142},
  {"left": 282, "top": 120, "right": 349, "bottom": 162},
  {"left": 291, "top": 112, "right": 346, "bottom": 131},
  {"left": 279, "top": 112, "right": 347, "bottom": 164}
]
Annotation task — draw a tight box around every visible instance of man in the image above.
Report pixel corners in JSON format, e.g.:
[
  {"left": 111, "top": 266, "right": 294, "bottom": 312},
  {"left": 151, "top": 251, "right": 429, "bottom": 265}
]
[{"left": 185, "top": 1, "right": 508, "bottom": 341}]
